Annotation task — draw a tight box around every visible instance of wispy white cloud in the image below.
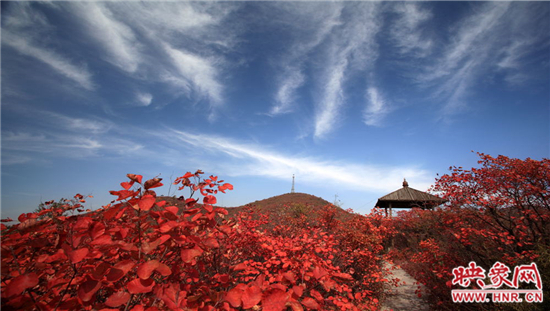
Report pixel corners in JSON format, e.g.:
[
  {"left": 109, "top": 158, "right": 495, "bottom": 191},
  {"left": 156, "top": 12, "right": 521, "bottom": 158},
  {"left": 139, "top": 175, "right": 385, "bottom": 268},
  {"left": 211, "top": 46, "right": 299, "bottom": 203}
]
[
  {"left": 389, "top": 3, "right": 433, "bottom": 57},
  {"left": 262, "top": 2, "right": 383, "bottom": 138},
  {"left": 114, "top": 2, "right": 220, "bottom": 37},
  {"left": 163, "top": 43, "right": 223, "bottom": 108},
  {"left": 314, "top": 58, "right": 347, "bottom": 138},
  {"left": 3, "top": 1, "right": 49, "bottom": 29},
  {"left": 363, "top": 86, "right": 389, "bottom": 127},
  {"left": 2, "top": 131, "right": 101, "bottom": 155},
  {"left": 136, "top": 92, "right": 153, "bottom": 107},
  {"left": 416, "top": 2, "right": 548, "bottom": 117},
  {"left": 270, "top": 69, "right": 305, "bottom": 116},
  {"left": 313, "top": 2, "right": 381, "bottom": 139},
  {"left": 59, "top": 1, "right": 235, "bottom": 120},
  {"left": 159, "top": 129, "right": 432, "bottom": 193},
  {"left": 268, "top": 3, "right": 343, "bottom": 116},
  {"left": 1, "top": 107, "right": 140, "bottom": 164},
  {"left": 37, "top": 111, "right": 113, "bottom": 134},
  {"left": 65, "top": 2, "right": 141, "bottom": 73},
  {"left": 2, "top": 31, "right": 95, "bottom": 90}
]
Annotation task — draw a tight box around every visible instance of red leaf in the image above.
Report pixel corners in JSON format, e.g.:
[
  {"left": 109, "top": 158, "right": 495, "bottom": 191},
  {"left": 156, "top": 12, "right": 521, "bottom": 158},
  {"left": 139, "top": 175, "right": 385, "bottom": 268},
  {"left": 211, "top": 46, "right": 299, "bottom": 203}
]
[
  {"left": 203, "top": 195, "right": 217, "bottom": 205},
  {"left": 283, "top": 271, "right": 296, "bottom": 284},
  {"left": 90, "top": 234, "right": 112, "bottom": 245},
  {"left": 106, "top": 268, "right": 124, "bottom": 282},
  {"left": 137, "top": 260, "right": 171, "bottom": 279},
  {"left": 242, "top": 285, "right": 262, "bottom": 309},
  {"left": 138, "top": 195, "right": 156, "bottom": 211},
  {"left": 181, "top": 247, "right": 203, "bottom": 263},
  {"left": 289, "top": 301, "right": 304, "bottom": 311},
  {"left": 160, "top": 221, "right": 178, "bottom": 233},
  {"left": 310, "top": 289, "right": 323, "bottom": 302},
  {"left": 91, "top": 222, "right": 106, "bottom": 239},
  {"left": 114, "top": 260, "right": 135, "bottom": 274},
  {"left": 103, "top": 206, "right": 120, "bottom": 221},
  {"left": 233, "top": 263, "right": 247, "bottom": 271},
  {"left": 127, "top": 278, "right": 155, "bottom": 294},
  {"left": 262, "top": 289, "right": 289, "bottom": 311},
  {"left": 44, "top": 249, "right": 68, "bottom": 263},
  {"left": 106, "top": 260, "right": 135, "bottom": 282},
  {"left": 110, "top": 190, "right": 134, "bottom": 201},
  {"left": 78, "top": 278, "right": 101, "bottom": 302},
  {"left": 92, "top": 262, "right": 111, "bottom": 281},
  {"left": 127, "top": 174, "right": 143, "bottom": 184},
  {"left": 165, "top": 205, "right": 179, "bottom": 216},
  {"left": 144, "top": 178, "right": 163, "bottom": 190},
  {"left": 225, "top": 284, "right": 246, "bottom": 308},
  {"left": 292, "top": 285, "right": 304, "bottom": 298},
  {"left": 138, "top": 260, "right": 160, "bottom": 279},
  {"left": 219, "top": 183, "right": 234, "bottom": 193},
  {"left": 5, "top": 273, "right": 39, "bottom": 297},
  {"left": 313, "top": 266, "right": 328, "bottom": 280},
  {"left": 105, "top": 290, "right": 131, "bottom": 307},
  {"left": 121, "top": 181, "right": 133, "bottom": 190},
  {"left": 301, "top": 297, "right": 320, "bottom": 310},
  {"left": 69, "top": 248, "right": 89, "bottom": 264},
  {"left": 155, "top": 262, "right": 172, "bottom": 276},
  {"left": 204, "top": 237, "right": 220, "bottom": 249}
]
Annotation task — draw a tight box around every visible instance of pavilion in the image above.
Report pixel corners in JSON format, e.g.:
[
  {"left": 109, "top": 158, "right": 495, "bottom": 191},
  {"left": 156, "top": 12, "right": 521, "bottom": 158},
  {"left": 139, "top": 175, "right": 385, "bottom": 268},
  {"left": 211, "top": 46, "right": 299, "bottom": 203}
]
[{"left": 375, "top": 179, "right": 447, "bottom": 217}]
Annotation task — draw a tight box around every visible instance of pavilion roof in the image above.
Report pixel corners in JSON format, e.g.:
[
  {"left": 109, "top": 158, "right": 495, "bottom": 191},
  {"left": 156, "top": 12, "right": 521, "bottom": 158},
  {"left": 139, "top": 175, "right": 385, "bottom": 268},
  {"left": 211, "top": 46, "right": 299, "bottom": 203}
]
[{"left": 375, "top": 179, "right": 446, "bottom": 209}]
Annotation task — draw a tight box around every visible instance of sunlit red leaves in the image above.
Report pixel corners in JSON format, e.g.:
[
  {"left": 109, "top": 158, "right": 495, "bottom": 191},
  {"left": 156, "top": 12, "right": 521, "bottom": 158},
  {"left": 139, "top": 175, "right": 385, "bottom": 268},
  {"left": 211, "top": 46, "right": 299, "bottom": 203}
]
[
  {"left": 180, "top": 246, "right": 203, "bottom": 264},
  {"left": 242, "top": 285, "right": 262, "bottom": 309},
  {"left": 68, "top": 248, "right": 89, "bottom": 264},
  {"left": 301, "top": 297, "right": 320, "bottom": 310},
  {"left": 203, "top": 195, "right": 217, "bottom": 205},
  {"left": 225, "top": 284, "right": 245, "bottom": 308},
  {"left": 127, "top": 278, "right": 155, "bottom": 294},
  {"left": 4, "top": 273, "right": 39, "bottom": 297},
  {"left": 105, "top": 290, "right": 131, "bottom": 307},
  {"left": 137, "top": 195, "right": 156, "bottom": 211},
  {"left": 127, "top": 174, "right": 143, "bottom": 184},
  {"left": 262, "top": 289, "right": 289, "bottom": 311},
  {"left": 142, "top": 235, "right": 170, "bottom": 254},
  {"left": 157, "top": 283, "right": 187, "bottom": 309},
  {"left": 0, "top": 170, "right": 398, "bottom": 310},
  {"left": 218, "top": 183, "right": 233, "bottom": 193},
  {"left": 203, "top": 237, "right": 220, "bottom": 249},
  {"left": 144, "top": 178, "right": 163, "bottom": 190},
  {"left": 312, "top": 266, "right": 328, "bottom": 280},
  {"left": 224, "top": 284, "right": 262, "bottom": 309},
  {"left": 90, "top": 234, "right": 112, "bottom": 246},
  {"left": 137, "top": 260, "right": 171, "bottom": 279},
  {"left": 121, "top": 181, "right": 133, "bottom": 190},
  {"left": 109, "top": 190, "right": 135, "bottom": 201}
]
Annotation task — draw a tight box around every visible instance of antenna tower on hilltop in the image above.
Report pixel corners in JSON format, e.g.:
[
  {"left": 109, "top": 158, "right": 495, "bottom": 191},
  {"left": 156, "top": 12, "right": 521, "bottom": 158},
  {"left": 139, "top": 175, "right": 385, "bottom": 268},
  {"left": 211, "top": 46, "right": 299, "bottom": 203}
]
[{"left": 291, "top": 174, "right": 295, "bottom": 193}]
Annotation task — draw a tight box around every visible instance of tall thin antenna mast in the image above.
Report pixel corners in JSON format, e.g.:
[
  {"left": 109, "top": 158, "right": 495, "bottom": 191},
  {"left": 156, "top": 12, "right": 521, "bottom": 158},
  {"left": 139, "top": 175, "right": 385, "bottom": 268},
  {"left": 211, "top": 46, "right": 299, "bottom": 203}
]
[{"left": 291, "top": 174, "right": 295, "bottom": 193}]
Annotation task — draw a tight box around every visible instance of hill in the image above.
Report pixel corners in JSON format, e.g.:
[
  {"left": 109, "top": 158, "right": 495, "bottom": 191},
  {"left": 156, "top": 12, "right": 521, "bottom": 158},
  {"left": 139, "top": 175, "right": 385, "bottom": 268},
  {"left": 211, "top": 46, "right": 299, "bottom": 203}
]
[
  {"left": 240, "top": 192, "right": 356, "bottom": 225},
  {"left": 157, "top": 192, "right": 352, "bottom": 225}
]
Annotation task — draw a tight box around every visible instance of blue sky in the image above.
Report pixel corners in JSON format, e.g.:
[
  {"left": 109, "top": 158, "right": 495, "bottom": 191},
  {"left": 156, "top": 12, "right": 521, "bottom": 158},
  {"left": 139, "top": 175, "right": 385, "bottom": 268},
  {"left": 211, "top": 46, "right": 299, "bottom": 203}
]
[{"left": 2, "top": 1, "right": 549, "bottom": 221}]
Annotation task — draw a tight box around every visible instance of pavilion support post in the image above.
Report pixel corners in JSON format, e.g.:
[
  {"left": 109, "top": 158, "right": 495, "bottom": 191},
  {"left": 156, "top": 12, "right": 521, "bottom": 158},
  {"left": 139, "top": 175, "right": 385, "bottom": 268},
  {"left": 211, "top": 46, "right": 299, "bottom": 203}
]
[{"left": 389, "top": 203, "right": 394, "bottom": 249}]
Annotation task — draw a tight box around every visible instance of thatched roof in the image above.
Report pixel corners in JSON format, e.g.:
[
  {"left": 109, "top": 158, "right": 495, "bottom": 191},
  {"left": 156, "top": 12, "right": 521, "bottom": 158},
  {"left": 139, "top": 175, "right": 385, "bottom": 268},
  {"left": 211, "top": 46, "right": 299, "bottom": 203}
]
[{"left": 375, "top": 179, "right": 446, "bottom": 209}]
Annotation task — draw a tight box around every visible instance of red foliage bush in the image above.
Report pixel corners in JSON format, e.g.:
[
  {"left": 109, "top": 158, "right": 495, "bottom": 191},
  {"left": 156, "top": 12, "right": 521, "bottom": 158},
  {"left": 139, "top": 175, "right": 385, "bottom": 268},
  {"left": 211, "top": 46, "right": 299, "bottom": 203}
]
[
  {"left": 389, "top": 153, "right": 550, "bottom": 310},
  {"left": 1, "top": 170, "right": 390, "bottom": 310}
]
